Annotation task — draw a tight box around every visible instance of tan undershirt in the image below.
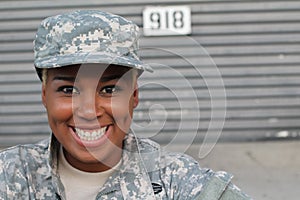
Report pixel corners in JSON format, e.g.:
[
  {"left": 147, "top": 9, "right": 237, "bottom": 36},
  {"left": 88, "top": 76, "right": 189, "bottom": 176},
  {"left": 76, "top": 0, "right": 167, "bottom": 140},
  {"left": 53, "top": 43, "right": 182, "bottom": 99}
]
[{"left": 58, "top": 148, "right": 121, "bottom": 200}]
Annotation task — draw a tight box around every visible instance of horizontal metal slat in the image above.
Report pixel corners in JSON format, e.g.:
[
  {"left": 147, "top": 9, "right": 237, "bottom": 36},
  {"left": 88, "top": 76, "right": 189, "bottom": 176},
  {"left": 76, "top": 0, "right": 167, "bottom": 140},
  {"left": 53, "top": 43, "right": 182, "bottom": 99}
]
[
  {"left": 133, "top": 118, "right": 300, "bottom": 133},
  {"left": 192, "top": 22, "right": 300, "bottom": 35},
  {"left": 139, "top": 107, "right": 300, "bottom": 119},
  {"left": 139, "top": 76, "right": 300, "bottom": 88},
  {"left": 0, "top": 135, "right": 49, "bottom": 147},
  {"left": 141, "top": 33, "right": 300, "bottom": 47},
  {"left": 0, "top": 104, "right": 45, "bottom": 114},
  {"left": 0, "top": 94, "right": 42, "bottom": 104},
  {"left": 0, "top": 114, "right": 48, "bottom": 124},
  {"left": 138, "top": 97, "right": 300, "bottom": 109},
  {"left": 0, "top": 124, "right": 50, "bottom": 134},
  {"left": 143, "top": 54, "right": 300, "bottom": 67},
  {"left": 141, "top": 65, "right": 300, "bottom": 78},
  {"left": 140, "top": 44, "right": 300, "bottom": 58},
  {"left": 0, "top": 52, "right": 33, "bottom": 63},
  {"left": 0, "top": 83, "right": 41, "bottom": 94},
  {"left": 138, "top": 86, "right": 300, "bottom": 99},
  {"left": 0, "top": 0, "right": 206, "bottom": 10},
  {"left": 194, "top": 11, "right": 300, "bottom": 24},
  {"left": 1, "top": 0, "right": 300, "bottom": 12}
]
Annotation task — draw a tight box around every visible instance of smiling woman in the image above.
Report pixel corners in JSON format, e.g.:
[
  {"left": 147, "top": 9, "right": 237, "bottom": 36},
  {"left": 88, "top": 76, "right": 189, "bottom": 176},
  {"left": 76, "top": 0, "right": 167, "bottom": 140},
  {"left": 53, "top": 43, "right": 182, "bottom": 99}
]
[
  {"left": 43, "top": 64, "right": 138, "bottom": 172},
  {"left": 0, "top": 10, "right": 251, "bottom": 200}
]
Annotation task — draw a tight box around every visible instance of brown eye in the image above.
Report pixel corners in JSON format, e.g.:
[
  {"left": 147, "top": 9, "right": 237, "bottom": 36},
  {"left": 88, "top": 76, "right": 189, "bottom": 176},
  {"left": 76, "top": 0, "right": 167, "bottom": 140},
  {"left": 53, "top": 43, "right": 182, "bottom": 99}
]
[
  {"left": 101, "top": 86, "right": 116, "bottom": 94},
  {"left": 58, "top": 86, "right": 80, "bottom": 95},
  {"left": 100, "top": 85, "right": 121, "bottom": 96}
]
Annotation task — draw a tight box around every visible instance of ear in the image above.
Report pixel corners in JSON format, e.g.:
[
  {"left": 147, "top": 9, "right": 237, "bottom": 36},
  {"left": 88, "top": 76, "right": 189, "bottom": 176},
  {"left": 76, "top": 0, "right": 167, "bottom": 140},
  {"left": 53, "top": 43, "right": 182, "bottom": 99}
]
[
  {"left": 41, "top": 84, "right": 47, "bottom": 108},
  {"left": 132, "top": 83, "right": 139, "bottom": 109}
]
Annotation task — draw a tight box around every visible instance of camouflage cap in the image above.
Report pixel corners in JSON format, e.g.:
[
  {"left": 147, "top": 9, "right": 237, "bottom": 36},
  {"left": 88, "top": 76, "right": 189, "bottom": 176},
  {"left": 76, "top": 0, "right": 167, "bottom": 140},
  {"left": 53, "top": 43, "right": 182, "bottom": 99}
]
[{"left": 33, "top": 10, "right": 153, "bottom": 73}]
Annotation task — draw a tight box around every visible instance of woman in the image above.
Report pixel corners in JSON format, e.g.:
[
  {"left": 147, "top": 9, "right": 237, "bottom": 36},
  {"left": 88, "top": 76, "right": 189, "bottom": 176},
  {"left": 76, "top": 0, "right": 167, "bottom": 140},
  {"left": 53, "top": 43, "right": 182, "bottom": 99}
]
[{"left": 0, "top": 10, "right": 251, "bottom": 200}]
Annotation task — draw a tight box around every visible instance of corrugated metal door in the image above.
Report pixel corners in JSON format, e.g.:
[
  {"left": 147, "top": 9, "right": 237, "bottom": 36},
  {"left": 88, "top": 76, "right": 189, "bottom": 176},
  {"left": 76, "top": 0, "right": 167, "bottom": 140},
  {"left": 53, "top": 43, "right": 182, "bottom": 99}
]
[{"left": 1, "top": 0, "right": 300, "bottom": 147}]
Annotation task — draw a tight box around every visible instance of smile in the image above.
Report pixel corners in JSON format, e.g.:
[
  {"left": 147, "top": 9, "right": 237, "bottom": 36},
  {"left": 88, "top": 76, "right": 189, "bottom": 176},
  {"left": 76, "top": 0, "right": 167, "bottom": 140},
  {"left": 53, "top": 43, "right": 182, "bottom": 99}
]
[{"left": 74, "top": 127, "right": 107, "bottom": 141}]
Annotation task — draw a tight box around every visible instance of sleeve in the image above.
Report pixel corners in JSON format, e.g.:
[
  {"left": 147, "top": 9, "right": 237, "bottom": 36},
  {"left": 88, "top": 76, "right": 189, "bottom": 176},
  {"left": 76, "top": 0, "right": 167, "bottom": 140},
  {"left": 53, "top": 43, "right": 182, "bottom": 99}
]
[
  {"left": 0, "top": 148, "right": 29, "bottom": 200},
  {"left": 194, "top": 171, "right": 252, "bottom": 200},
  {"left": 0, "top": 154, "right": 9, "bottom": 199},
  {"left": 166, "top": 153, "right": 210, "bottom": 199},
  {"left": 219, "top": 182, "right": 252, "bottom": 200},
  {"left": 163, "top": 152, "right": 252, "bottom": 200}
]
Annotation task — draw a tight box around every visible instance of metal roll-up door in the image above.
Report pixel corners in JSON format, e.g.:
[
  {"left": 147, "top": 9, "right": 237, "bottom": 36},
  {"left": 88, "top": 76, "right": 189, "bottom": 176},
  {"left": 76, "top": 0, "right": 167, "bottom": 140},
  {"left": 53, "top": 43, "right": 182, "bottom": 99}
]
[{"left": 0, "top": 0, "right": 300, "bottom": 147}]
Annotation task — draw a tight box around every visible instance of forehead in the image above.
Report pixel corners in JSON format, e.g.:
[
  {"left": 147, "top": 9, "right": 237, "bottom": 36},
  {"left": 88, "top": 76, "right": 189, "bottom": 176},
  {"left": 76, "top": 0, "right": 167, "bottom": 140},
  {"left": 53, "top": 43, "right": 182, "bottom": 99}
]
[{"left": 47, "top": 64, "right": 132, "bottom": 79}]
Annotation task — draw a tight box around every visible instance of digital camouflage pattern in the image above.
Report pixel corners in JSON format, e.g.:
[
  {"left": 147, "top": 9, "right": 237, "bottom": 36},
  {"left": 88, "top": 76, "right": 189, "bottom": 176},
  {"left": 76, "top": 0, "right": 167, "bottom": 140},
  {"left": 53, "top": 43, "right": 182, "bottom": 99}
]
[
  {"left": 33, "top": 10, "right": 153, "bottom": 73},
  {"left": 1, "top": 10, "right": 252, "bottom": 200},
  {"left": 0, "top": 133, "right": 251, "bottom": 199}
]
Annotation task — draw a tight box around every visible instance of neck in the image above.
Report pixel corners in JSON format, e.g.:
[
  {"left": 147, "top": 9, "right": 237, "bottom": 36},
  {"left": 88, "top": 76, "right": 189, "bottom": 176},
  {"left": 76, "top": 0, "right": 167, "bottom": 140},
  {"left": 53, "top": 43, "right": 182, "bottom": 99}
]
[{"left": 63, "top": 147, "right": 122, "bottom": 172}]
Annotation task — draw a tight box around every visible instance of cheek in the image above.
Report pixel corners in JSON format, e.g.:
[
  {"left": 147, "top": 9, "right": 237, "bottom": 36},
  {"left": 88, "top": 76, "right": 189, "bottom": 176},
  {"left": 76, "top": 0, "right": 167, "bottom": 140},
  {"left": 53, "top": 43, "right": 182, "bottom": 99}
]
[
  {"left": 109, "top": 97, "right": 134, "bottom": 132},
  {"left": 110, "top": 96, "right": 134, "bottom": 118},
  {"left": 46, "top": 97, "right": 73, "bottom": 123}
]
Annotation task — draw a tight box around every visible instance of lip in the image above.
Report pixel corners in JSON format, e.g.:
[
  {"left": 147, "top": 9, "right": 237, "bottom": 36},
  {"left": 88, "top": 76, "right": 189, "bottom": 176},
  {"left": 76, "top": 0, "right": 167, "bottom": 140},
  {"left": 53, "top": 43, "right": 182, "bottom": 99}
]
[
  {"left": 70, "top": 125, "right": 104, "bottom": 130},
  {"left": 69, "top": 125, "right": 112, "bottom": 148}
]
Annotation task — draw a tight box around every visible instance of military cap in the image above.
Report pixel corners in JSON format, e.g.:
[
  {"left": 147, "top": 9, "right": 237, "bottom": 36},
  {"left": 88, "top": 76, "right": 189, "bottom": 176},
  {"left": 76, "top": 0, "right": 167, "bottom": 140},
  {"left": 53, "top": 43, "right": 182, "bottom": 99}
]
[{"left": 33, "top": 10, "right": 152, "bottom": 78}]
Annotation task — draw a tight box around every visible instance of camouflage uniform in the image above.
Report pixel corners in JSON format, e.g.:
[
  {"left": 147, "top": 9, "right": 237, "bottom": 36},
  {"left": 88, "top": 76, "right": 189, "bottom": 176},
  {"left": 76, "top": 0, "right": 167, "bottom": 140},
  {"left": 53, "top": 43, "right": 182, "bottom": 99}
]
[
  {"left": 0, "top": 10, "right": 252, "bottom": 199},
  {"left": 0, "top": 133, "right": 251, "bottom": 200},
  {"left": 33, "top": 10, "right": 153, "bottom": 80}
]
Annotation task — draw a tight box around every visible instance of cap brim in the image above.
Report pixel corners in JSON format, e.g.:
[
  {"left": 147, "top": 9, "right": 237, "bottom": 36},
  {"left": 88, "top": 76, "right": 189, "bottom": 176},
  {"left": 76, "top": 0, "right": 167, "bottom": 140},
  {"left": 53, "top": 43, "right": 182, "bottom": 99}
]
[{"left": 34, "top": 52, "right": 153, "bottom": 73}]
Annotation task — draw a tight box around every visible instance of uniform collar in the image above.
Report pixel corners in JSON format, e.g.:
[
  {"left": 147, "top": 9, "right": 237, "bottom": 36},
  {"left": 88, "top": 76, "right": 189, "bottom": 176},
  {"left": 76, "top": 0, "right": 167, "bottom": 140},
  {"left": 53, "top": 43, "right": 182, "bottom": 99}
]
[
  {"left": 98, "top": 133, "right": 159, "bottom": 199},
  {"left": 47, "top": 132, "right": 161, "bottom": 199}
]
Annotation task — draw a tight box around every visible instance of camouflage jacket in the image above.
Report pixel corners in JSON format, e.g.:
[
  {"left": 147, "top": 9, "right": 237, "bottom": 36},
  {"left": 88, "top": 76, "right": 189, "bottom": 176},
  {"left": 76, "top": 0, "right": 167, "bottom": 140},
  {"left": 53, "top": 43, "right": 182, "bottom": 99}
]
[{"left": 0, "top": 134, "right": 251, "bottom": 200}]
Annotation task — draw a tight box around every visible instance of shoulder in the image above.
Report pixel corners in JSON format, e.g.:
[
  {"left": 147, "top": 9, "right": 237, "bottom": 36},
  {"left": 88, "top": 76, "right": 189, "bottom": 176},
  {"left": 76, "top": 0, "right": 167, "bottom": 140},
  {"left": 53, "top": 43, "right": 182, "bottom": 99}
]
[
  {"left": 136, "top": 138, "right": 251, "bottom": 199},
  {"left": 135, "top": 138, "right": 205, "bottom": 195},
  {"left": 0, "top": 139, "right": 51, "bottom": 197},
  {"left": 136, "top": 137, "right": 204, "bottom": 175},
  {"left": 137, "top": 137, "right": 202, "bottom": 173},
  {"left": 0, "top": 138, "right": 50, "bottom": 170},
  {"left": 160, "top": 150, "right": 208, "bottom": 184},
  {"left": 0, "top": 138, "right": 49, "bottom": 155}
]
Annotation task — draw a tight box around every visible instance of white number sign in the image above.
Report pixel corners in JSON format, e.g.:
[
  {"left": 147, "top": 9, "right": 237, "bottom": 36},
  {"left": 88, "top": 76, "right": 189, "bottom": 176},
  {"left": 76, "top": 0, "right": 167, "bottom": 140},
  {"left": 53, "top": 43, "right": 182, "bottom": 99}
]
[{"left": 143, "top": 6, "right": 191, "bottom": 36}]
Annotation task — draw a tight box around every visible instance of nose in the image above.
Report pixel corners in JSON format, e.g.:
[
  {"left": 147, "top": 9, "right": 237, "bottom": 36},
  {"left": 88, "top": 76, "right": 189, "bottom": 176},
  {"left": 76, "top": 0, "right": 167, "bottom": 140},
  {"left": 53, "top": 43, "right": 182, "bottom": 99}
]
[{"left": 74, "top": 93, "right": 104, "bottom": 121}]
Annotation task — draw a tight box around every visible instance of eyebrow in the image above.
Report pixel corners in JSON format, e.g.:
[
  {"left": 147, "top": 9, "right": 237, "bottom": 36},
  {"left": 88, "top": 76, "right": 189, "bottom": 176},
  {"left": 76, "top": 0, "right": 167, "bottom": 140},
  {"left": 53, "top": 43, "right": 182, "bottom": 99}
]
[
  {"left": 100, "top": 75, "right": 123, "bottom": 82},
  {"left": 52, "top": 76, "right": 76, "bottom": 82},
  {"left": 52, "top": 74, "right": 125, "bottom": 83}
]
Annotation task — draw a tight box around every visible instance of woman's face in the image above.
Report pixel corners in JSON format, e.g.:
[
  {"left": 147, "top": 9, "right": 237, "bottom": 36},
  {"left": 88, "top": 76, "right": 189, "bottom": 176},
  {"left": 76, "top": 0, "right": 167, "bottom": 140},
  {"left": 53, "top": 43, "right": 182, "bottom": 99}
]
[{"left": 42, "top": 64, "right": 139, "bottom": 172}]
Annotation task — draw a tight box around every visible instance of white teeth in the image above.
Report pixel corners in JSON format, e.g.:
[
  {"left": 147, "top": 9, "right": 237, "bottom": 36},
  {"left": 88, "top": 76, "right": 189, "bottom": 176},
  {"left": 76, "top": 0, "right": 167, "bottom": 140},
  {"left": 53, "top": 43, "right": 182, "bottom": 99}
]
[{"left": 75, "top": 127, "right": 107, "bottom": 141}]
